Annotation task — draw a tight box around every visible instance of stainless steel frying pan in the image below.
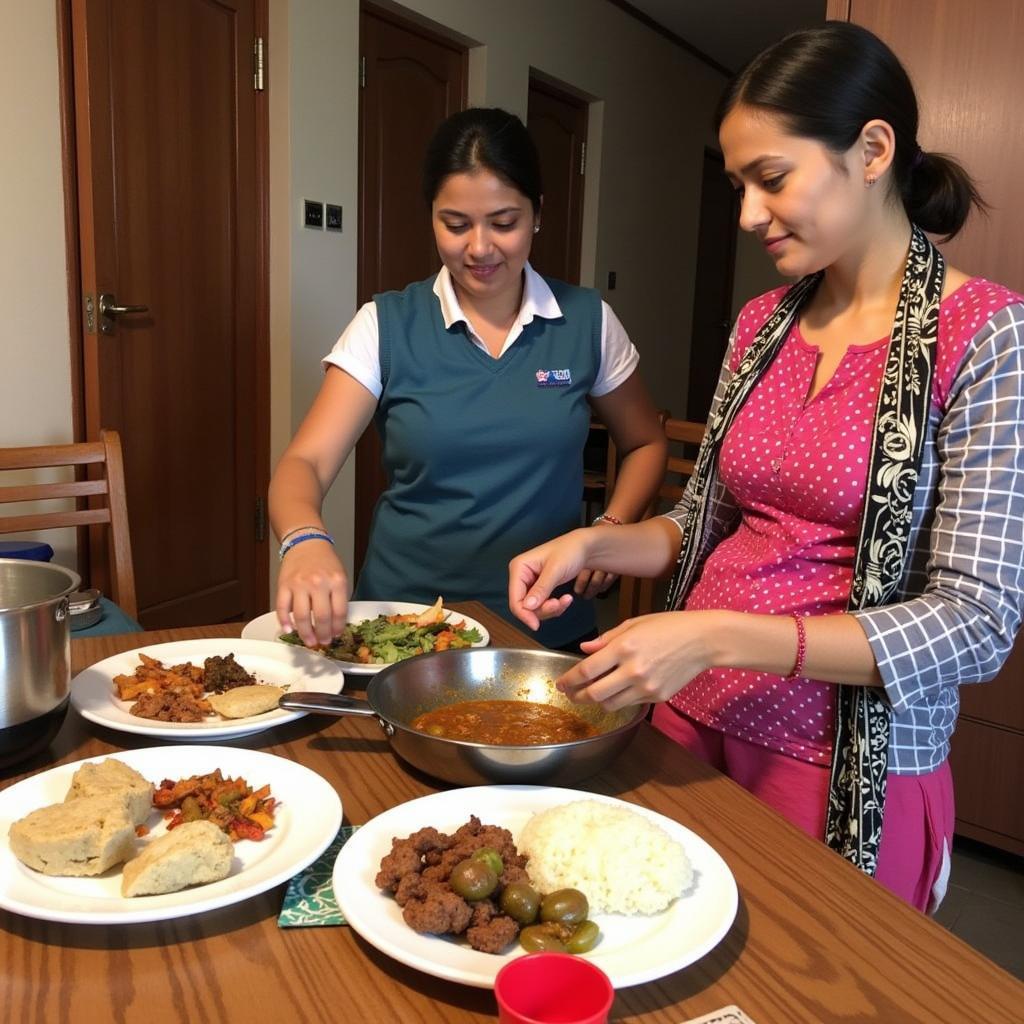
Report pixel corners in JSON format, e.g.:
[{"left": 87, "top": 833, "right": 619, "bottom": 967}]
[{"left": 280, "top": 647, "right": 647, "bottom": 786}]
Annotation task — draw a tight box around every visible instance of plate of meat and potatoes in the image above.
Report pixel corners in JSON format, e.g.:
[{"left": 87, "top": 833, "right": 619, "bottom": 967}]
[{"left": 70, "top": 639, "right": 345, "bottom": 740}]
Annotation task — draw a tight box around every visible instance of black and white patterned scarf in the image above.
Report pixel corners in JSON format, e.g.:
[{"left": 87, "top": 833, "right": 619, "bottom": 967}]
[{"left": 666, "top": 226, "right": 944, "bottom": 873}]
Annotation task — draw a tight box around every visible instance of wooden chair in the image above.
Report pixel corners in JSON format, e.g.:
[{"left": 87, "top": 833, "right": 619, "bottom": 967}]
[
  {"left": 0, "top": 430, "right": 137, "bottom": 619},
  {"left": 614, "top": 417, "right": 705, "bottom": 622},
  {"left": 581, "top": 419, "right": 616, "bottom": 525}
]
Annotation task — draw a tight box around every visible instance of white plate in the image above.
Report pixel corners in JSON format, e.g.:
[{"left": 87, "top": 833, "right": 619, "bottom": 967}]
[
  {"left": 0, "top": 745, "right": 342, "bottom": 925},
  {"left": 70, "top": 638, "right": 345, "bottom": 740},
  {"left": 242, "top": 601, "right": 491, "bottom": 675},
  {"left": 333, "top": 786, "right": 737, "bottom": 989}
]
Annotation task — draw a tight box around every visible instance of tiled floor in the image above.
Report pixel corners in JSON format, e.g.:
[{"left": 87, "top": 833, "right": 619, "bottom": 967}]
[
  {"left": 592, "top": 590, "right": 1024, "bottom": 981},
  {"left": 933, "top": 837, "right": 1024, "bottom": 980}
]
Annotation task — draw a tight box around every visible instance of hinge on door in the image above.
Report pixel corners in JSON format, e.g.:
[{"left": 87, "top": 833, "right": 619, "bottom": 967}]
[
  {"left": 254, "top": 37, "right": 265, "bottom": 92},
  {"left": 83, "top": 293, "right": 96, "bottom": 334},
  {"left": 255, "top": 496, "right": 267, "bottom": 543},
  {"left": 580, "top": 141, "right": 586, "bottom": 176},
  {"left": 359, "top": 55, "right": 366, "bottom": 88}
]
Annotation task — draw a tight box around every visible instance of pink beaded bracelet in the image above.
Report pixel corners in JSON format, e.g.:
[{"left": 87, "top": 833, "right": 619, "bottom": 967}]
[{"left": 787, "top": 613, "right": 807, "bottom": 678}]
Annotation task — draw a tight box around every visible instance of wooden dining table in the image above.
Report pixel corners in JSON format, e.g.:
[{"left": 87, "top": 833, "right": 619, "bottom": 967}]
[{"left": 1, "top": 602, "right": 1021, "bottom": 1023}]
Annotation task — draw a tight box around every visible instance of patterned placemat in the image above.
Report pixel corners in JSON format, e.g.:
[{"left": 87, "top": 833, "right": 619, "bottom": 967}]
[{"left": 278, "top": 825, "right": 360, "bottom": 927}]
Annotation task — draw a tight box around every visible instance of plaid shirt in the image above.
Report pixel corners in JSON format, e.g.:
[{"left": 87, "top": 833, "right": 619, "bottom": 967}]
[{"left": 665, "top": 295, "right": 1024, "bottom": 774}]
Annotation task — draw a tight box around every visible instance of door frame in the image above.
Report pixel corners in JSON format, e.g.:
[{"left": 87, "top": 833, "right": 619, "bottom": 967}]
[
  {"left": 354, "top": 1, "right": 469, "bottom": 573},
  {"left": 526, "top": 72, "right": 589, "bottom": 285},
  {"left": 54, "top": 0, "right": 271, "bottom": 604}
]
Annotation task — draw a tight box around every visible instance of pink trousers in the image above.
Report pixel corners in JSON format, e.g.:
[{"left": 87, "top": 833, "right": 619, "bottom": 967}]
[{"left": 652, "top": 704, "right": 954, "bottom": 913}]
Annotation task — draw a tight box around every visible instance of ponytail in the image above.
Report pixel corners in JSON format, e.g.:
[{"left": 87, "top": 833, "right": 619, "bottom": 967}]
[{"left": 904, "top": 150, "right": 986, "bottom": 242}]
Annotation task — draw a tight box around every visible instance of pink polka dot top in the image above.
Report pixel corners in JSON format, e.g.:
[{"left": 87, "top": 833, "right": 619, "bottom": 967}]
[{"left": 672, "top": 278, "right": 1008, "bottom": 764}]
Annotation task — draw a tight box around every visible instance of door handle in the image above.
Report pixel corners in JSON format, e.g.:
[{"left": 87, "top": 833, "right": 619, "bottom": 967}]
[{"left": 98, "top": 293, "right": 149, "bottom": 334}]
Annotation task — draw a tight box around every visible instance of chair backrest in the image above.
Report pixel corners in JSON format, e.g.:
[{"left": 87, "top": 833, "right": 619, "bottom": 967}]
[
  {"left": 0, "top": 430, "right": 137, "bottom": 618},
  {"left": 617, "top": 417, "right": 706, "bottom": 622}
]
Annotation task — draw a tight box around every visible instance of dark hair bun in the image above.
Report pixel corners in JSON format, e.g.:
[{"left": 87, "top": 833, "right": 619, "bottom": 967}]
[{"left": 905, "top": 151, "right": 986, "bottom": 241}]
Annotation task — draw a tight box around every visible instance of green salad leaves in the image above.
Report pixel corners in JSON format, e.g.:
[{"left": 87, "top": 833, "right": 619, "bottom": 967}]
[{"left": 279, "top": 612, "right": 482, "bottom": 665}]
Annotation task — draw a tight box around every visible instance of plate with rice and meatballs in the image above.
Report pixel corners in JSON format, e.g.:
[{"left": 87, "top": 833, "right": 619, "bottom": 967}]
[{"left": 334, "top": 786, "right": 738, "bottom": 989}]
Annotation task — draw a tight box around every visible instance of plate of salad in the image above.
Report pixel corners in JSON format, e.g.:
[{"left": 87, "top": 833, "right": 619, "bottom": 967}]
[{"left": 241, "top": 598, "right": 490, "bottom": 675}]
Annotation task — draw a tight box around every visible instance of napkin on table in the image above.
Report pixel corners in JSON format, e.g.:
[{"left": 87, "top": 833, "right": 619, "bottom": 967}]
[{"left": 278, "top": 825, "right": 360, "bottom": 927}]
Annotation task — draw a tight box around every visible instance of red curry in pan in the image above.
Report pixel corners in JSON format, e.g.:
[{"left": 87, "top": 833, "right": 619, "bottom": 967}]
[{"left": 410, "top": 699, "right": 598, "bottom": 746}]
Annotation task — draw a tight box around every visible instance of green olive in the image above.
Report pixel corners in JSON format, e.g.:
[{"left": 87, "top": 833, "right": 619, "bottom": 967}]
[
  {"left": 539, "top": 888, "right": 589, "bottom": 926},
  {"left": 519, "top": 925, "right": 567, "bottom": 953},
  {"left": 499, "top": 881, "right": 540, "bottom": 925},
  {"left": 471, "top": 847, "right": 504, "bottom": 878},
  {"left": 565, "top": 920, "right": 601, "bottom": 954},
  {"left": 448, "top": 858, "right": 498, "bottom": 901}
]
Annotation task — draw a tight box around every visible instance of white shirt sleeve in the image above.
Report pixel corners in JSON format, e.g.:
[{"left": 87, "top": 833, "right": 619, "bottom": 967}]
[
  {"left": 592, "top": 301, "right": 640, "bottom": 397},
  {"left": 321, "top": 302, "right": 382, "bottom": 398}
]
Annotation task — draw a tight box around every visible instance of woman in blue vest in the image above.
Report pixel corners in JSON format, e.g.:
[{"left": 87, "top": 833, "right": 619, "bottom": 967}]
[{"left": 270, "top": 107, "right": 666, "bottom": 651}]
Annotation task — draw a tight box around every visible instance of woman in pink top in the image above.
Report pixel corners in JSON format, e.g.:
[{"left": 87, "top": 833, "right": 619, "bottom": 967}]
[{"left": 508, "top": 23, "right": 1024, "bottom": 913}]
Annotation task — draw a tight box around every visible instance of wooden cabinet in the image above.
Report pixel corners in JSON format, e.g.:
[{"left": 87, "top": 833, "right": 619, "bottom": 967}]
[{"left": 830, "top": 0, "right": 1024, "bottom": 855}]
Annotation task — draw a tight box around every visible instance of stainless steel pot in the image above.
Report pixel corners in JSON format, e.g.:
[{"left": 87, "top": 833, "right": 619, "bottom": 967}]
[
  {"left": 0, "top": 558, "right": 80, "bottom": 768},
  {"left": 280, "top": 647, "right": 648, "bottom": 786}
]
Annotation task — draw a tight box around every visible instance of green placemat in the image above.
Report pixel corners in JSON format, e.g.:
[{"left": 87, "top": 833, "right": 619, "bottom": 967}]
[{"left": 278, "top": 825, "right": 360, "bottom": 927}]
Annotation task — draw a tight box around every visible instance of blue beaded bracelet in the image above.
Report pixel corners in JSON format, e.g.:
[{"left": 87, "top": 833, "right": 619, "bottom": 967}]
[{"left": 278, "top": 531, "right": 334, "bottom": 560}]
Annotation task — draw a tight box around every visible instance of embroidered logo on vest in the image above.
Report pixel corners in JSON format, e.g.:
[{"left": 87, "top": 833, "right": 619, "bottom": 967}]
[{"left": 535, "top": 368, "right": 572, "bottom": 387}]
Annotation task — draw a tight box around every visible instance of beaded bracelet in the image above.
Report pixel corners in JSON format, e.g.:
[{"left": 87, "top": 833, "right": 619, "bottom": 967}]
[
  {"left": 278, "top": 530, "right": 334, "bottom": 561},
  {"left": 591, "top": 512, "right": 623, "bottom": 527},
  {"left": 279, "top": 523, "right": 324, "bottom": 544},
  {"left": 787, "top": 613, "right": 807, "bottom": 678}
]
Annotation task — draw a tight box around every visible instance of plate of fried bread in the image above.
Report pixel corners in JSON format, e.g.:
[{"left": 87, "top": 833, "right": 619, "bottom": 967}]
[
  {"left": 70, "top": 638, "right": 345, "bottom": 740},
  {"left": 0, "top": 745, "right": 342, "bottom": 924}
]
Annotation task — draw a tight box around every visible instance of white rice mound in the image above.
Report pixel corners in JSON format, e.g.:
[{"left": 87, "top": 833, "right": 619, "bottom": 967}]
[{"left": 518, "top": 799, "right": 692, "bottom": 915}]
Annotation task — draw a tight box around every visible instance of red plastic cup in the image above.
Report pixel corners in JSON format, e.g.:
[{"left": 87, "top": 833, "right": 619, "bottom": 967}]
[{"left": 494, "top": 952, "right": 615, "bottom": 1024}]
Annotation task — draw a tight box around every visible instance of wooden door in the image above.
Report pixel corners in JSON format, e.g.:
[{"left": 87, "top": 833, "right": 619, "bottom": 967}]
[
  {"left": 686, "top": 148, "right": 739, "bottom": 422},
  {"left": 830, "top": 0, "right": 1024, "bottom": 853},
  {"left": 354, "top": 4, "right": 467, "bottom": 573},
  {"left": 526, "top": 79, "right": 588, "bottom": 284},
  {"left": 70, "top": 0, "right": 269, "bottom": 629}
]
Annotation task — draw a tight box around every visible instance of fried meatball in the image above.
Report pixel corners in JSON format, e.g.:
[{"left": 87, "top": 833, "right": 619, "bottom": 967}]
[
  {"left": 394, "top": 872, "right": 425, "bottom": 907},
  {"left": 375, "top": 839, "right": 424, "bottom": 892},
  {"left": 469, "top": 898, "right": 497, "bottom": 928},
  {"left": 467, "top": 914, "right": 519, "bottom": 954},
  {"left": 402, "top": 885, "right": 473, "bottom": 935},
  {"left": 407, "top": 826, "right": 450, "bottom": 854}
]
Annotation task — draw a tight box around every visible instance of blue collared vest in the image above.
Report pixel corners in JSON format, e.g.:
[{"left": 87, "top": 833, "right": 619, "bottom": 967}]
[{"left": 354, "top": 274, "right": 602, "bottom": 648}]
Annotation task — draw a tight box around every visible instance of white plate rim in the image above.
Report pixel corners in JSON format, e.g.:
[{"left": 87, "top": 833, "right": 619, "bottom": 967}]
[
  {"left": 332, "top": 785, "right": 738, "bottom": 989},
  {"left": 70, "top": 638, "right": 346, "bottom": 740},
  {"left": 241, "top": 601, "right": 491, "bottom": 675},
  {"left": 0, "top": 745, "right": 342, "bottom": 925}
]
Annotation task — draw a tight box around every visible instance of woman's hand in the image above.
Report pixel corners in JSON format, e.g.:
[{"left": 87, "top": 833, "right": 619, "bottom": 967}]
[
  {"left": 508, "top": 530, "right": 596, "bottom": 631},
  {"left": 554, "top": 611, "right": 723, "bottom": 711},
  {"left": 275, "top": 539, "right": 350, "bottom": 647},
  {"left": 572, "top": 567, "right": 619, "bottom": 601}
]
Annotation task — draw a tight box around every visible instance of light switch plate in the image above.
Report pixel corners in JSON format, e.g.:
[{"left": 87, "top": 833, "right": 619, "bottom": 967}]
[
  {"left": 303, "top": 199, "right": 324, "bottom": 229},
  {"left": 325, "top": 204, "right": 343, "bottom": 232}
]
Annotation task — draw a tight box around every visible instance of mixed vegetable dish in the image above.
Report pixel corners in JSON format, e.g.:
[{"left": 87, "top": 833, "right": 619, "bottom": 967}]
[{"left": 280, "top": 598, "right": 482, "bottom": 666}]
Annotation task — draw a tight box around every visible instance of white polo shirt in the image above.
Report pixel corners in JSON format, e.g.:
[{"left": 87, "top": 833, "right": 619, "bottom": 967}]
[{"left": 323, "top": 263, "right": 639, "bottom": 399}]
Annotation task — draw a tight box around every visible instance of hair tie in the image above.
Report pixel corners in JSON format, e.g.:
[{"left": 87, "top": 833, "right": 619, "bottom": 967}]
[{"left": 911, "top": 147, "right": 926, "bottom": 170}]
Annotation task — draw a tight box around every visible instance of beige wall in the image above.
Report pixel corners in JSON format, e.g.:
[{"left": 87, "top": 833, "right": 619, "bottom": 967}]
[
  {"left": 0, "top": 1, "right": 75, "bottom": 566},
  {"left": 3, "top": 0, "right": 780, "bottom": 595},
  {"left": 280, "top": 0, "right": 749, "bottom": 570}
]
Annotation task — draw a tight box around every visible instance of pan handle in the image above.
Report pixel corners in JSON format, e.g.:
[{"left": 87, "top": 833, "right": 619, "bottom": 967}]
[{"left": 280, "top": 691, "right": 379, "bottom": 719}]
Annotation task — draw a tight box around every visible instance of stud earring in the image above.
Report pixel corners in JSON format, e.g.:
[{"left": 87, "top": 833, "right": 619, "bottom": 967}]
[
  {"left": 533, "top": 224, "right": 540, "bottom": 234},
  {"left": 865, "top": 175, "right": 878, "bottom": 188}
]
